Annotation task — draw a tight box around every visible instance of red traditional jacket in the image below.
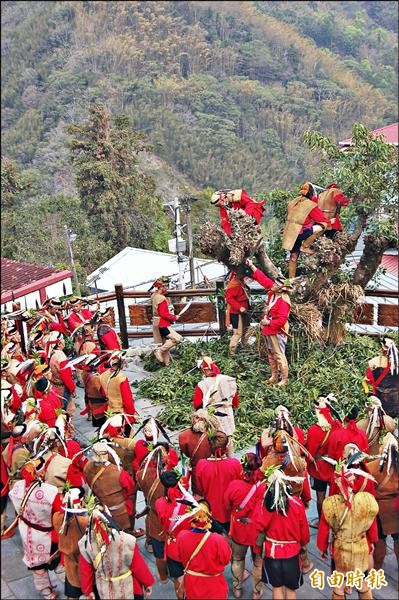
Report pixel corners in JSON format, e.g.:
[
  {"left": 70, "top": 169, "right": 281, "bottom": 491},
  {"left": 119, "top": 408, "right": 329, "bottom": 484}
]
[
  {"left": 219, "top": 190, "right": 265, "bottom": 237},
  {"left": 97, "top": 324, "right": 121, "bottom": 351},
  {"left": 252, "top": 269, "right": 290, "bottom": 336},
  {"left": 131, "top": 440, "right": 178, "bottom": 474},
  {"left": 225, "top": 278, "right": 250, "bottom": 314},
  {"left": 155, "top": 494, "right": 191, "bottom": 561},
  {"left": 45, "top": 313, "right": 67, "bottom": 335},
  {"left": 328, "top": 421, "right": 370, "bottom": 461},
  {"left": 176, "top": 529, "right": 231, "bottom": 600},
  {"left": 224, "top": 478, "right": 266, "bottom": 547},
  {"left": 305, "top": 408, "right": 342, "bottom": 482},
  {"left": 252, "top": 496, "right": 310, "bottom": 559},
  {"left": 196, "top": 456, "right": 242, "bottom": 523},
  {"left": 66, "top": 309, "right": 93, "bottom": 335},
  {"left": 300, "top": 200, "right": 334, "bottom": 231},
  {"left": 314, "top": 185, "right": 350, "bottom": 232},
  {"left": 157, "top": 299, "right": 177, "bottom": 328}
]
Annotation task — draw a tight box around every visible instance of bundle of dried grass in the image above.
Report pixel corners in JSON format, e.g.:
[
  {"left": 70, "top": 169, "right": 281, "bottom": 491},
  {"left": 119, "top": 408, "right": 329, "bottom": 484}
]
[
  {"left": 290, "top": 302, "right": 324, "bottom": 342},
  {"left": 316, "top": 282, "right": 364, "bottom": 345},
  {"left": 227, "top": 209, "right": 262, "bottom": 265},
  {"left": 317, "top": 282, "right": 364, "bottom": 310}
]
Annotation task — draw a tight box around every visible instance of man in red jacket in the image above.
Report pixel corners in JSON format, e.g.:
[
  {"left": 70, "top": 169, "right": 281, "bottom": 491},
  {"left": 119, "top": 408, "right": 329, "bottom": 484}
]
[
  {"left": 328, "top": 405, "right": 370, "bottom": 461},
  {"left": 317, "top": 183, "right": 350, "bottom": 238},
  {"left": 176, "top": 499, "right": 232, "bottom": 600},
  {"left": 96, "top": 307, "right": 122, "bottom": 351},
  {"left": 41, "top": 298, "right": 68, "bottom": 335},
  {"left": 46, "top": 332, "right": 76, "bottom": 415},
  {"left": 79, "top": 506, "right": 154, "bottom": 600},
  {"left": 196, "top": 431, "right": 242, "bottom": 532},
  {"left": 155, "top": 470, "right": 192, "bottom": 599},
  {"left": 151, "top": 278, "right": 183, "bottom": 366},
  {"left": 246, "top": 259, "right": 291, "bottom": 386},
  {"left": 211, "top": 188, "right": 265, "bottom": 237},
  {"left": 224, "top": 453, "right": 265, "bottom": 599},
  {"left": 252, "top": 466, "right": 310, "bottom": 600},
  {"left": 225, "top": 273, "right": 251, "bottom": 355},
  {"left": 305, "top": 396, "right": 342, "bottom": 526},
  {"left": 282, "top": 181, "right": 336, "bottom": 277}
]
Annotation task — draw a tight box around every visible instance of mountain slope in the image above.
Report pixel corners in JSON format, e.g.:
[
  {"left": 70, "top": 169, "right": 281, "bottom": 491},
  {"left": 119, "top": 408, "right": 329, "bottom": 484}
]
[{"left": 1, "top": 0, "right": 397, "bottom": 196}]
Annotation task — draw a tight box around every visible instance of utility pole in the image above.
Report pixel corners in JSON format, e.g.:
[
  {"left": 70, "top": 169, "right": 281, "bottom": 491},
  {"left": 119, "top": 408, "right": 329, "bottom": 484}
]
[
  {"left": 173, "top": 197, "right": 185, "bottom": 290},
  {"left": 180, "top": 195, "right": 197, "bottom": 288},
  {"left": 64, "top": 225, "right": 80, "bottom": 295}
]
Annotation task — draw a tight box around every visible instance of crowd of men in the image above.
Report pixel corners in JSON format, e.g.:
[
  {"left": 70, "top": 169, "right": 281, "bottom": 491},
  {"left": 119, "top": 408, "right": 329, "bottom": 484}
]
[{"left": 0, "top": 182, "right": 398, "bottom": 600}]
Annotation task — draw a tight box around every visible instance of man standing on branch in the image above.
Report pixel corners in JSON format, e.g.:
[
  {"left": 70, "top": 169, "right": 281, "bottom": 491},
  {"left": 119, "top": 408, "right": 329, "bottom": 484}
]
[
  {"left": 210, "top": 189, "right": 265, "bottom": 237},
  {"left": 282, "top": 182, "right": 336, "bottom": 277},
  {"left": 317, "top": 183, "right": 350, "bottom": 239},
  {"left": 246, "top": 259, "right": 291, "bottom": 386},
  {"left": 225, "top": 272, "right": 251, "bottom": 355},
  {"left": 150, "top": 277, "right": 183, "bottom": 366}
]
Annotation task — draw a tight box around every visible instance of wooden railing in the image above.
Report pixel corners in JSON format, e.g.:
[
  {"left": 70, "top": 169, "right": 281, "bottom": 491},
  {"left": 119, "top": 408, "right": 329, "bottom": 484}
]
[{"left": 90, "top": 284, "right": 398, "bottom": 348}]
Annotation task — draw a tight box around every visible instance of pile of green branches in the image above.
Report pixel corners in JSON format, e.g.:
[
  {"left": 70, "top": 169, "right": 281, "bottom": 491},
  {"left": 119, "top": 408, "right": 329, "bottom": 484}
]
[{"left": 137, "top": 334, "right": 381, "bottom": 449}]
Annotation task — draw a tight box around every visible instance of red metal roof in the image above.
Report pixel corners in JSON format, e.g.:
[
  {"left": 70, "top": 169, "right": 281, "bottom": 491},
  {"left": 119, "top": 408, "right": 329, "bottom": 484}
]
[
  {"left": 380, "top": 254, "right": 398, "bottom": 276},
  {"left": 1, "top": 258, "right": 71, "bottom": 302},
  {"left": 339, "top": 123, "right": 398, "bottom": 146}
]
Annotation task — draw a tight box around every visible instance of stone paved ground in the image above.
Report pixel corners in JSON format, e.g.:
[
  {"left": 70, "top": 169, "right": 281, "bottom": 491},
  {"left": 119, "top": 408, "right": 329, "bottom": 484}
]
[{"left": 1, "top": 358, "right": 398, "bottom": 599}]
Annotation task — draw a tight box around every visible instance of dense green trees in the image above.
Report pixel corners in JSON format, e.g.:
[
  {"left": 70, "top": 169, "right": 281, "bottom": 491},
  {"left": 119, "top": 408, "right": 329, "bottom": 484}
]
[
  {"left": 1, "top": 1, "right": 397, "bottom": 195},
  {"left": 67, "top": 104, "right": 170, "bottom": 256}
]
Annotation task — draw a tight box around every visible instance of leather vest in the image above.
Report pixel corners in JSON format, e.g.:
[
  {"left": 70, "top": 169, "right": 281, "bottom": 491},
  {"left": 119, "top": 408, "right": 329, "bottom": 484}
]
[
  {"left": 318, "top": 188, "right": 339, "bottom": 215},
  {"left": 84, "top": 372, "right": 103, "bottom": 401},
  {"left": 79, "top": 530, "right": 136, "bottom": 600},
  {"left": 366, "top": 459, "right": 398, "bottom": 535},
  {"left": 282, "top": 197, "right": 317, "bottom": 251},
  {"left": 323, "top": 492, "right": 378, "bottom": 572},
  {"left": 84, "top": 461, "right": 130, "bottom": 530},
  {"left": 49, "top": 349, "right": 67, "bottom": 387},
  {"left": 53, "top": 512, "right": 88, "bottom": 587},
  {"left": 99, "top": 370, "right": 125, "bottom": 413}
]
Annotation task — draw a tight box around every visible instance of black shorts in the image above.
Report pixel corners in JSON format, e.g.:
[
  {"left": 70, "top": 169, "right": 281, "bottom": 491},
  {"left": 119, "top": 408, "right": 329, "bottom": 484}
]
[
  {"left": 65, "top": 576, "right": 82, "bottom": 599},
  {"left": 310, "top": 476, "right": 329, "bottom": 492},
  {"left": 159, "top": 326, "right": 171, "bottom": 337},
  {"left": 151, "top": 538, "right": 165, "bottom": 559},
  {"left": 262, "top": 554, "right": 303, "bottom": 590},
  {"left": 167, "top": 557, "right": 184, "bottom": 578},
  {"left": 291, "top": 227, "right": 314, "bottom": 253}
]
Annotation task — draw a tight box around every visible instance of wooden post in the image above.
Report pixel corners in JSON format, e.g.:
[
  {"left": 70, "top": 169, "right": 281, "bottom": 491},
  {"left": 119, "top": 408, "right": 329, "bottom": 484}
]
[
  {"left": 216, "top": 280, "right": 227, "bottom": 337},
  {"left": 115, "top": 284, "right": 129, "bottom": 349}
]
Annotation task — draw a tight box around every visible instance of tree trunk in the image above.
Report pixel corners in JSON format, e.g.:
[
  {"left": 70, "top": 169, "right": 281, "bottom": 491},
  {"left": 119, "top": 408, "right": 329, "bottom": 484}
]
[{"left": 352, "top": 234, "right": 392, "bottom": 287}]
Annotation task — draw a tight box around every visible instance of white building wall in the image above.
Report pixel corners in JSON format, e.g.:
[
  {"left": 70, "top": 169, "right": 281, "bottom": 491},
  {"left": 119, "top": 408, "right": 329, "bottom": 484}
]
[{"left": 45, "top": 278, "right": 73, "bottom": 298}]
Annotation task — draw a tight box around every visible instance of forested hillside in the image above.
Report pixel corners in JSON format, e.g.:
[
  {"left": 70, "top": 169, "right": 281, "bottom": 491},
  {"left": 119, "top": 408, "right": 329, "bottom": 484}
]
[{"left": 1, "top": 1, "right": 397, "bottom": 275}]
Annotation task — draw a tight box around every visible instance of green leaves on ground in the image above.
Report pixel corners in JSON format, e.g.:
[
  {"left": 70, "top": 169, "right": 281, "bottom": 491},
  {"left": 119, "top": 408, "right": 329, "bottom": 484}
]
[{"left": 138, "top": 333, "right": 382, "bottom": 449}]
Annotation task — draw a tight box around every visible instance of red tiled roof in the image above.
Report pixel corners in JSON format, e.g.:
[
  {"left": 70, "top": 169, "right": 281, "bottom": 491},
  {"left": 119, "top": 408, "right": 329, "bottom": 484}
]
[
  {"left": 339, "top": 123, "right": 398, "bottom": 146},
  {"left": 1, "top": 258, "right": 71, "bottom": 300},
  {"left": 380, "top": 255, "right": 398, "bottom": 277}
]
